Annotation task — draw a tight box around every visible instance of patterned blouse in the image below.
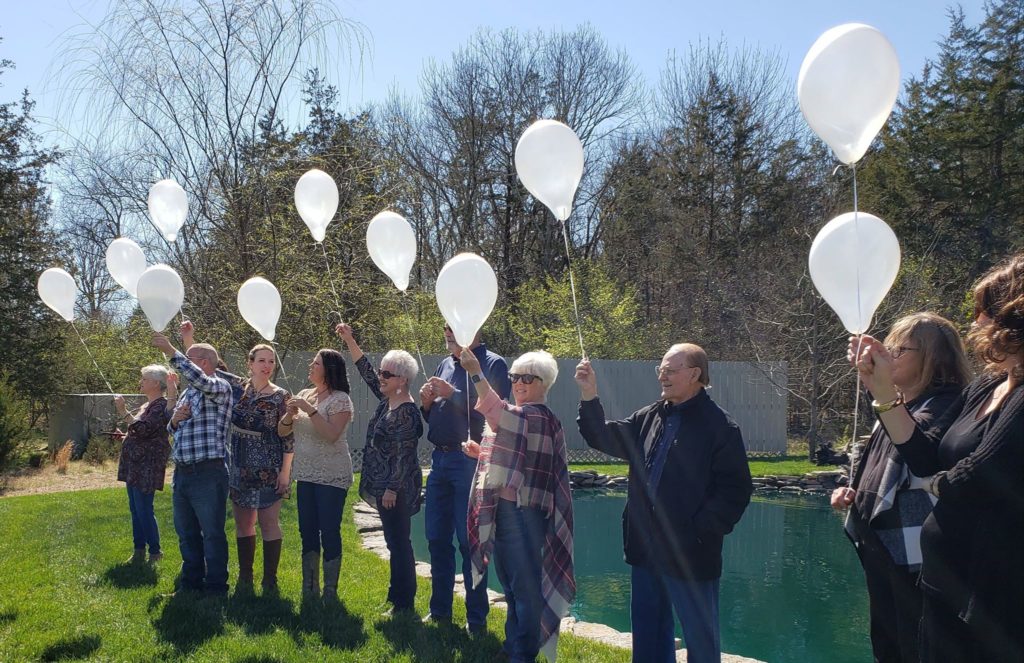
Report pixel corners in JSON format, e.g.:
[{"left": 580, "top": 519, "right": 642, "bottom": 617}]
[
  {"left": 354, "top": 356, "right": 423, "bottom": 512},
  {"left": 227, "top": 381, "right": 294, "bottom": 493},
  {"left": 117, "top": 397, "right": 172, "bottom": 493},
  {"left": 291, "top": 389, "right": 354, "bottom": 489}
]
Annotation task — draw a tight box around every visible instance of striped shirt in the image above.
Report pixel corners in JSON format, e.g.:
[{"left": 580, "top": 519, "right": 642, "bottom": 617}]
[{"left": 168, "top": 351, "right": 234, "bottom": 465}]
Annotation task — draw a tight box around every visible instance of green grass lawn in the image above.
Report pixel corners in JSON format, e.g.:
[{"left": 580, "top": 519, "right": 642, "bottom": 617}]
[
  {"left": 569, "top": 457, "right": 840, "bottom": 478},
  {"left": 0, "top": 488, "right": 627, "bottom": 662}
]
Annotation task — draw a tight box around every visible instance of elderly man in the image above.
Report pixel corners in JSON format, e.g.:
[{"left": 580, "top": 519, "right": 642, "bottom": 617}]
[
  {"left": 418, "top": 324, "right": 511, "bottom": 634},
  {"left": 575, "top": 344, "right": 752, "bottom": 663},
  {"left": 154, "top": 330, "right": 234, "bottom": 596}
]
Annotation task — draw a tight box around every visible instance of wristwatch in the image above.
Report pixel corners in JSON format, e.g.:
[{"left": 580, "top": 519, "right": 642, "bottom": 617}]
[{"left": 471, "top": 373, "right": 482, "bottom": 384}]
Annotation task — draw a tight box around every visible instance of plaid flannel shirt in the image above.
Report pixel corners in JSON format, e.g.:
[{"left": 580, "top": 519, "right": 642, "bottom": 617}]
[
  {"left": 470, "top": 389, "right": 574, "bottom": 663},
  {"left": 168, "top": 351, "right": 234, "bottom": 465}
]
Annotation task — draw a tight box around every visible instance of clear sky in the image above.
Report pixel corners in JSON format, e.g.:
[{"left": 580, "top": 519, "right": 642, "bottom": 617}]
[{"left": 1, "top": 0, "right": 985, "bottom": 141}]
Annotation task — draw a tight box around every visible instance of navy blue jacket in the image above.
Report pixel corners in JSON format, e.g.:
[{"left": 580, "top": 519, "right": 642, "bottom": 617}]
[
  {"left": 423, "top": 344, "right": 511, "bottom": 448},
  {"left": 578, "top": 390, "right": 753, "bottom": 580}
]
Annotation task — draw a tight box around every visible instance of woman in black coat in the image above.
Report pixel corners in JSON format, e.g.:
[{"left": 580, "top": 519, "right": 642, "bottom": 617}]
[
  {"left": 851, "top": 252, "right": 1024, "bottom": 662},
  {"left": 832, "top": 312, "right": 971, "bottom": 662}
]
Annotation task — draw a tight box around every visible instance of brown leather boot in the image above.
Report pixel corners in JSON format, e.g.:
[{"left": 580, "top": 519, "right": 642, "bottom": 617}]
[
  {"left": 322, "top": 555, "right": 340, "bottom": 600},
  {"left": 236, "top": 535, "right": 257, "bottom": 588},
  {"left": 261, "top": 538, "right": 282, "bottom": 592}
]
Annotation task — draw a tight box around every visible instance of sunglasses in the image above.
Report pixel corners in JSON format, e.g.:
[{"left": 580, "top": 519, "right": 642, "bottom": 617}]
[
  {"left": 379, "top": 369, "right": 399, "bottom": 380},
  {"left": 508, "top": 373, "right": 542, "bottom": 385}
]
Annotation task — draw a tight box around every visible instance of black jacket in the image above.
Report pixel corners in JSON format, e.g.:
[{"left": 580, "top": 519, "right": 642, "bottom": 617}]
[{"left": 577, "top": 390, "right": 753, "bottom": 580}]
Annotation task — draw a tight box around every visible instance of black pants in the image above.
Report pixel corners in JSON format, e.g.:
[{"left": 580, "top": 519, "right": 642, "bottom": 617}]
[
  {"left": 858, "top": 543, "right": 922, "bottom": 663},
  {"left": 377, "top": 494, "right": 416, "bottom": 610},
  {"left": 920, "top": 591, "right": 1024, "bottom": 663}
]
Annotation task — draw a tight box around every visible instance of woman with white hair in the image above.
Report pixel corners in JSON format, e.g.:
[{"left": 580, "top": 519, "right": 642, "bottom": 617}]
[
  {"left": 460, "top": 349, "right": 574, "bottom": 663},
  {"left": 336, "top": 322, "right": 423, "bottom": 616},
  {"left": 114, "top": 364, "right": 177, "bottom": 564}
]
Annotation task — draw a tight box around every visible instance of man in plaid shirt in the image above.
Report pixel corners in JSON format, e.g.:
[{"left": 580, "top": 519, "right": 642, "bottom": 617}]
[{"left": 154, "top": 330, "right": 234, "bottom": 595}]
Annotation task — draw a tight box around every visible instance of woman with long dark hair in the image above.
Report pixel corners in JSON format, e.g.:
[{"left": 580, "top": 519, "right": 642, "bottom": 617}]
[{"left": 286, "top": 349, "right": 355, "bottom": 599}]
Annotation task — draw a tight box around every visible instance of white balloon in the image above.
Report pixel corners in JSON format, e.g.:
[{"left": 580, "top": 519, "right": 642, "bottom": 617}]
[
  {"left": 798, "top": 23, "right": 900, "bottom": 164},
  {"left": 37, "top": 268, "right": 77, "bottom": 322},
  {"left": 515, "top": 120, "right": 585, "bottom": 221},
  {"left": 147, "top": 179, "right": 188, "bottom": 242},
  {"left": 435, "top": 253, "right": 498, "bottom": 347},
  {"left": 366, "top": 211, "right": 417, "bottom": 291},
  {"left": 809, "top": 212, "right": 901, "bottom": 334},
  {"left": 105, "top": 238, "right": 148, "bottom": 297},
  {"left": 237, "top": 277, "right": 282, "bottom": 341},
  {"left": 136, "top": 264, "right": 185, "bottom": 332},
  {"left": 295, "top": 169, "right": 339, "bottom": 243}
]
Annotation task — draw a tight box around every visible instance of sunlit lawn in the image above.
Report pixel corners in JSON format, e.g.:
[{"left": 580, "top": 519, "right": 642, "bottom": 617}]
[{"left": 0, "top": 487, "right": 628, "bottom": 662}]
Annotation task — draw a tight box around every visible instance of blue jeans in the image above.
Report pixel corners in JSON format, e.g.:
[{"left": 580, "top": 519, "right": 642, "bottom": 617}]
[
  {"left": 630, "top": 565, "right": 720, "bottom": 663},
  {"left": 172, "top": 459, "right": 229, "bottom": 593},
  {"left": 425, "top": 449, "right": 488, "bottom": 626},
  {"left": 494, "top": 499, "right": 547, "bottom": 663},
  {"left": 377, "top": 491, "right": 417, "bottom": 610},
  {"left": 127, "top": 486, "right": 161, "bottom": 554},
  {"left": 296, "top": 481, "right": 347, "bottom": 562}
]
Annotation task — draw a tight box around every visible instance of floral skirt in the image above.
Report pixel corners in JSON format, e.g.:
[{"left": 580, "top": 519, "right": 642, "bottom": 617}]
[{"left": 229, "top": 424, "right": 285, "bottom": 509}]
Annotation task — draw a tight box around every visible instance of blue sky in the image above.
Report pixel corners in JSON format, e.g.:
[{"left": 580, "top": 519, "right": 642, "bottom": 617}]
[{"left": 2, "top": 0, "right": 985, "bottom": 139}]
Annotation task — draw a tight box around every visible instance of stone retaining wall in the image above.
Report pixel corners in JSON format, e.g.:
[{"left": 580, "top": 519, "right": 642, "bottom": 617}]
[{"left": 570, "top": 469, "right": 849, "bottom": 495}]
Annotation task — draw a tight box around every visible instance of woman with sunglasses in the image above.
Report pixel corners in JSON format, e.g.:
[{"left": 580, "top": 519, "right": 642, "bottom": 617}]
[
  {"left": 460, "top": 348, "right": 574, "bottom": 663},
  {"left": 831, "top": 312, "right": 971, "bottom": 662},
  {"left": 336, "top": 322, "right": 423, "bottom": 616},
  {"left": 851, "top": 253, "right": 1024, "bottom": 662}
]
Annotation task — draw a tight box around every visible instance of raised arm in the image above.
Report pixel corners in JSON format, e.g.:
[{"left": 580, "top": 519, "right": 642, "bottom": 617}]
[{"left": 574, "top": 360, "right": 641, "bottom": 462}]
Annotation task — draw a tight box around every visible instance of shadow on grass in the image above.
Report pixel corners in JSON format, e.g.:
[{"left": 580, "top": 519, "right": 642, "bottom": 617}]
[
  {"left": 151, "top": 590, "right": 226, "bottom": 655},
  {"left": 40, "top": 634, "right": 101, "bottom": 661},
  {"left": 223, "top": 589, "right": 295, "bottom": 636},
  {"left": 293, "top": 596, "right": 367, "bottom": 650},
  {"left": 101, "top": 562, "right": 158, "bottom": 588},
  {"left": 376, "top": 609, "right": 503, "bottom": 661},
  {"left": 0, "top": 609, "right": 16, "bottom": 625},
  {"left": 233, "top": 657, "right": 286, "bottom": 663}
]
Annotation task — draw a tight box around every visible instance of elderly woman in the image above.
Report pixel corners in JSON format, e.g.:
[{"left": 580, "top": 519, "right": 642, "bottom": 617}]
[
  {"left": 831, "top": 312, "right": 971, "bottom": 662},
  {"left": 336, "top": 322, "right": 423, "bottom": 616},
  {"left": 853, "top": 252, "right": 1024, "bottom": 662},
  {"left": 114, "top": 364, "right": 177, "bottom": 564},
  {"left": 460, "top": 348, "right": 574, "bottom": 663},
  {"left": 286, "top": 348, "right": 354, "bottom": 599}
]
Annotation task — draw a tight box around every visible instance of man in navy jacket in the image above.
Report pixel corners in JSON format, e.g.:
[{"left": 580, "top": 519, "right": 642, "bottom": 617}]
[
  {"left": 419, "top": 324, "right": 511, "bottom": 634},
  {"left": 575, "top": 344, "right": 752, "bottom": 663}
]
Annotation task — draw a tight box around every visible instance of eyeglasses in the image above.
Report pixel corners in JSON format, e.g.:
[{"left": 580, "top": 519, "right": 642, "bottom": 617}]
[
  {"left": 886, "top": 346, "right": 919, "bottom": 359},
  {"left": 379, "top": 369, "right": 399, "bottom": 380},
  {"left": 509, "top": 373, "right": 542, "bottom": 384},
  {"left": 655, "top": 364, "right": 691, "bottom": 377}
]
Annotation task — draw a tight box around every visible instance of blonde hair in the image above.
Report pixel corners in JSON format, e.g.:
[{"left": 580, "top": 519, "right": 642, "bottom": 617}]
[{"left": 886, "top": 312, "right": 971, "bottom": 396}]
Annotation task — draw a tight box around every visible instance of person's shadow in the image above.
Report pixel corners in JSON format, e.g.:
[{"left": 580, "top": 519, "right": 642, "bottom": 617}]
[
  {"left": 291, "top": 596, "right": 367, "bottom": 650},
  {"left": 376, "top": 610, "right": 504, "bottom": 662},
  {"left": 150, "top": 590, "right": 226, "bottom": 655},
  {"left": 40, "top": 634, "right": 102, "bottom": 661},
  {"left": 101, "top": 562, "right": 158, "bottom": 589}
]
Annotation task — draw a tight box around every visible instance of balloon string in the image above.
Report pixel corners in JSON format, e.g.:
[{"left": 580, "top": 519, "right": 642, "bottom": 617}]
[
  {"left": 402, "top": 291, "right": 426, "bottom": 377},
  {"left": 851, "top": 335, "right": 865, "bottom": 477},
  {"left": 851, "top": 163, "right": 862, "bottom": 471},
  {"left": 269, "top": 341, "right": 294, "bottom": 393},
  {"left": 466, "top": 369, "right": 471, "bottom": 445},
  {"left": 560, "top": 221, "right": 587, "bottom": 360},
  {"left": 319, "top": 242, "right": 343, "bottom": 312},
  {"left": 70, "top": 321, "right": 115, "bottom": 394}
]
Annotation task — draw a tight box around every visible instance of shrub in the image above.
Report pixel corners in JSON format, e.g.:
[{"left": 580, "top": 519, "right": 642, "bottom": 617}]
[
  {"left": 0, "top": 374, "right": 30, "bottom": 471},
  {"left": 54, "top": 441, "right": 73, "bottom": 474},
  {"left": 82, "top": 434, "right": 122, "bottom": 466}
]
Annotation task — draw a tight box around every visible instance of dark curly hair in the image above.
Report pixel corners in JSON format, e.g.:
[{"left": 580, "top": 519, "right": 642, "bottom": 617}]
[
  {"left": 318, "top": 348, "right": 350, "bottom": 394},
  {"left": 968, "top": 252, "right": 1024, "bottom": 380}
]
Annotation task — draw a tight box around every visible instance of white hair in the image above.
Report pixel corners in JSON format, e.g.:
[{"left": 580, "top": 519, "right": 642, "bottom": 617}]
[
  {"left": 141, "top": 364, "right": 170, "bottom": 390},
  {"left": 511, "top": 351, "right": 559, "bottom": 394},
  {"left": 381, "top": 350, "right": 419, "bottom": 384}
]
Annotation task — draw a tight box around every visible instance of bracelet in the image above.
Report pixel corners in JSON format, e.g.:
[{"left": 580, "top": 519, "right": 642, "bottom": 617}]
[
  {"left": 281, "top": 418, "right": 294, "bottom": 426},
  {"left": 928, "top": 473, "right": 944, "bottom": 497},
  {"left": 872, "top": 395, "right": 904, "bottom": 414}
]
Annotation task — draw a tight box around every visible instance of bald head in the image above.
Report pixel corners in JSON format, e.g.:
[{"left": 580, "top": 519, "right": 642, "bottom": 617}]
[
  {"left": 668, "top": 343, "right": 709, "bottom": 386},
  {"left": 186, "top": 343, "right": 221, "bottom": 376}
]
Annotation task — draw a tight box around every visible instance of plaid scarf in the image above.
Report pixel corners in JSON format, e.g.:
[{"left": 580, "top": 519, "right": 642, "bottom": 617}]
[{"left": 469, "top": 390, "right": 575, "bottom": 662}]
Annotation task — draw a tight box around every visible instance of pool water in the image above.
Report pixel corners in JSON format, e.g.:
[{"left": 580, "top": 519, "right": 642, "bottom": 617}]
[{"left": 411, "top": 491, "right": 870, "bottom": 663}]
